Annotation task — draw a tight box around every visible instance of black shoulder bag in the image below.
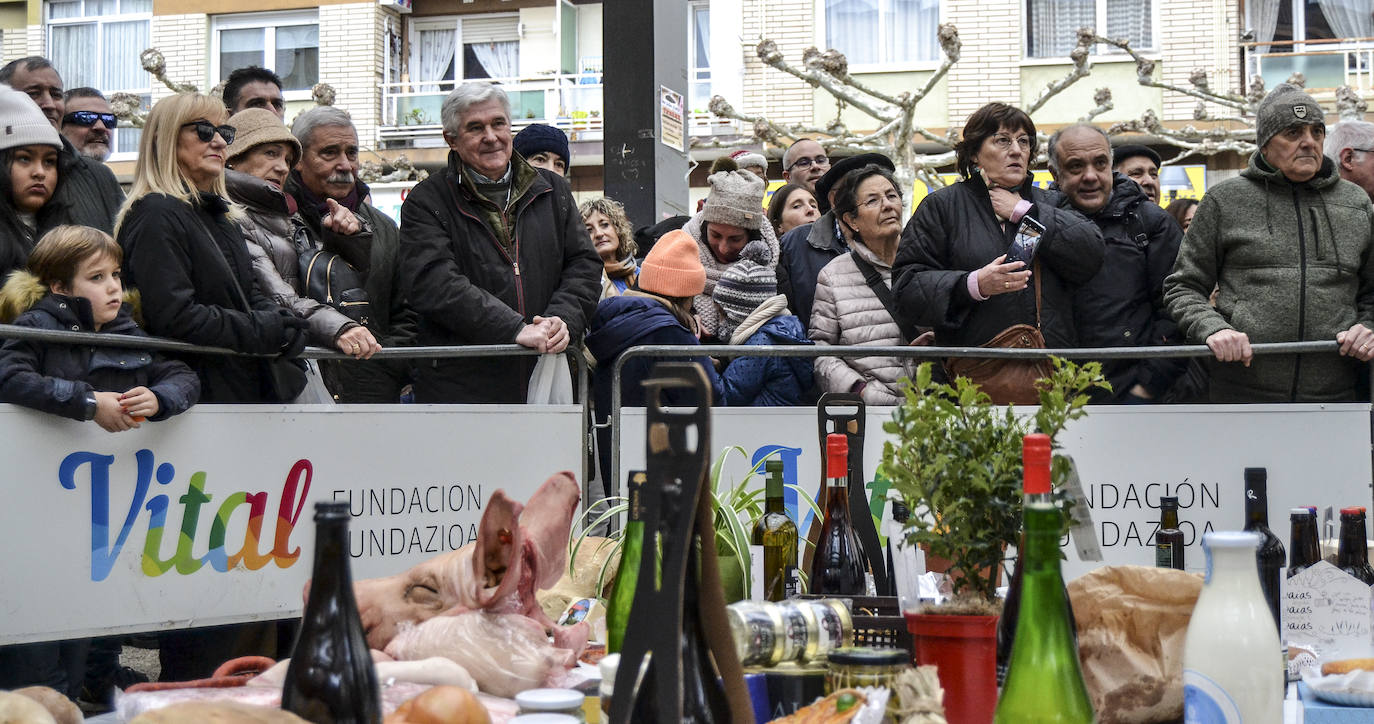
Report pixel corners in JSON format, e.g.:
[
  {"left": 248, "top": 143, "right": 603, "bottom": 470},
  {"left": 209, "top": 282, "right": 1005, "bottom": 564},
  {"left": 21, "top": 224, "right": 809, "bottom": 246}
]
[{"left": 849, "top": 251, "right": 923, "bottom": 344}]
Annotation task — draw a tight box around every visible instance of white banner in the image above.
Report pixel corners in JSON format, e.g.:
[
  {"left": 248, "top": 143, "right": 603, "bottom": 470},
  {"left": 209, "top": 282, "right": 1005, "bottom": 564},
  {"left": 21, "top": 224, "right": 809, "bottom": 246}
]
[
  {"left": 0, "top": 404, "right": 583, "bottom": 644},
  {"left": 620, "top": 404, "right": 1374, "bottom": 581}
]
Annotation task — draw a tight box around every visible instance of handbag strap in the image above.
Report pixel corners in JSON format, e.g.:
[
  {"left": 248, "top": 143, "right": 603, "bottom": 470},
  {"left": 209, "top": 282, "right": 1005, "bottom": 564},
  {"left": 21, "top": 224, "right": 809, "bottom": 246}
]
[
  {"left": 850, "top": 250, "right": 920, "bottom": 343},
  {"left": 1033, "top": 257, "right": 1042, "bottom": 329},
  {"left": 193, "top": 215, "right": 256, "bottom": 313}
]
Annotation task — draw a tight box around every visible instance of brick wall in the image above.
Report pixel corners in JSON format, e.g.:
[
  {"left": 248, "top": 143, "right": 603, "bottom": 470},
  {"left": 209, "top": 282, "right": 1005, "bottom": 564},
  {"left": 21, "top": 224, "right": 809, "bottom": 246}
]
[
  {"left": 0, "top": 25, "right": 37, "bottom": 62},
  {"left": 1159, "top": 0, "right": 1242, "bottom": 122},
  {"left": 947, "top": 0, "right": 1022, "bottom": 124},
  {"left": 319, "top": 3, "right": 384, "bottom": 148},
  {"left": 739, "top": 0, "right": 811, "bottom": 128},
  {"left": 150, "top": 14, "right": 207, "bottom": 102}
]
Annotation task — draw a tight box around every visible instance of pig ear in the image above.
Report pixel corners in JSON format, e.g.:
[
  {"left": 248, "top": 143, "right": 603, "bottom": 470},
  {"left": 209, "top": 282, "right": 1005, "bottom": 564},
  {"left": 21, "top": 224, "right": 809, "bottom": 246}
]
[
  {"left": 519, "top": 472, "right": 582, "bottom": 592},
  {"left": 471, "top": 490, "right": 524, "bottom": 604}
]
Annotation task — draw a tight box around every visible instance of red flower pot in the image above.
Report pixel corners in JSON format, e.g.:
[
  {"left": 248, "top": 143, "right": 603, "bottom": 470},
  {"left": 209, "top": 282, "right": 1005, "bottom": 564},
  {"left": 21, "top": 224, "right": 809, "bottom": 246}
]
[{"left": 904, "top": 612, "right": 998, "bottom": 724}]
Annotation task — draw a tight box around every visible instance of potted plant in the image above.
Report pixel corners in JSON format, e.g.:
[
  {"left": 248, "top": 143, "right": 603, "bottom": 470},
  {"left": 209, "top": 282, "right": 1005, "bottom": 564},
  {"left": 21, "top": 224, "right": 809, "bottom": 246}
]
[{"left": 880, "top": 358, "right": 1106, "bottom": 724}]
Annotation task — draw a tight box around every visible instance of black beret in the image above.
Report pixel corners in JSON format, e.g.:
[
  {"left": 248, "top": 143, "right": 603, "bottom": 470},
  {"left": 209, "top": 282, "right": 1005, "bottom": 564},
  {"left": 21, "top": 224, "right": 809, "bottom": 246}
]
[
  {"left": 815, "top": 152, "right": 896, "bottom": 213},
  {"left": 1113, "top": 144, "right": 1162, "bottom": 169}
]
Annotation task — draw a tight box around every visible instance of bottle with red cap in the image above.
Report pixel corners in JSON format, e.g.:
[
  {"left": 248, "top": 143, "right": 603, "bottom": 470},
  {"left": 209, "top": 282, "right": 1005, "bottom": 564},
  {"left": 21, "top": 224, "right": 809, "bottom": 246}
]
[
  {"left": 1336, "top": 506, "right": 1374, "bottom": 585},
  {"left": 994, "top": 434, "right": 1093, "bottom": 723},
  {"left": 808, "top": 433, "right": 870, "bottom": 595}
]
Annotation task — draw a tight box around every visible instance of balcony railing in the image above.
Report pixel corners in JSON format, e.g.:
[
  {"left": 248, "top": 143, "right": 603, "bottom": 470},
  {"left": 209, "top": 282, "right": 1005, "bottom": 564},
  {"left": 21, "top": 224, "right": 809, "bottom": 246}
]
[
  {"left": 1243, "top": 36, "right": 1374, "bottom": 94},
  {"left": 378, "top": 72, "right": 743, "bottom": 145}
]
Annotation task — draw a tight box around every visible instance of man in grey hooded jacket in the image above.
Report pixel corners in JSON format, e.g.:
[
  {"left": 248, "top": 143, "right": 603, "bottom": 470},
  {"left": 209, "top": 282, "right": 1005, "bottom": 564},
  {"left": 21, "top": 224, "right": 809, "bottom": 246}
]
[{"left": 1164, "top": 83, "right": 1374, "bottom": 402}]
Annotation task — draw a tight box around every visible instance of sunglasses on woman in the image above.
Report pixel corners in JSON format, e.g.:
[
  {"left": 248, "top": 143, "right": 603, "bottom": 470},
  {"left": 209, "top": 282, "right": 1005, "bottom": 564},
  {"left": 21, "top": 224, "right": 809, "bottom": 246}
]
[
  {"left": 62, "top": 111, "right": 118, "bottom": 128},
  {"left": 181, "top": 120, "right": 236, "bottom": 145}
]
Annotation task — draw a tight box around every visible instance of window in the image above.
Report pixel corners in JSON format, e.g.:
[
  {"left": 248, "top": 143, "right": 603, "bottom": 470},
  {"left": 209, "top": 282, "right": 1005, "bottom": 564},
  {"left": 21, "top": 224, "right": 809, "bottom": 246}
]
[
  {"left": 1250, "top": 0, "right": 1373, "bottom": 49},
  {"left": 212, "top": 11, "right": 319, "bottom": 96},
  {"left": 1025, "top": 0, "right": 1154, "bottom": 59},
  {"left": 409, "top": 14, "right": 519, "bottom": 91},
  {"left": 46, "top": 0, "right": 151, "bottom": 156},
  {"left": 824, "top": 0, "right": 940, "bottom": 66},
  {"left": 689, "top": 1, "right": 710, "bottom": 110}
]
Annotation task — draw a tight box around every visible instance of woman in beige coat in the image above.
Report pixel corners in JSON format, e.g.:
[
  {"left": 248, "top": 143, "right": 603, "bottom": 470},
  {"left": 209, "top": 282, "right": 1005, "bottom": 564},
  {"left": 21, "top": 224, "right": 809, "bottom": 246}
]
[{"left": 810, "top": 164, "right": 929, "bottom": 405}]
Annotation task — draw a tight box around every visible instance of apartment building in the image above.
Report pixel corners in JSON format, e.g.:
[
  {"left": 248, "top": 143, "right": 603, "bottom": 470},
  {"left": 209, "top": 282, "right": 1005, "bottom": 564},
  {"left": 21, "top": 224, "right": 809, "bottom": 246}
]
[{"left": 0, "top": 0, "right": 1369, "bottom": 204}]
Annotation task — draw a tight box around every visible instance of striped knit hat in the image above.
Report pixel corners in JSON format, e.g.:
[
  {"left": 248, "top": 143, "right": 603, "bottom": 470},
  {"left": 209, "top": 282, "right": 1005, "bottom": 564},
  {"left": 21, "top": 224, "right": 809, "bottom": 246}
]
[{"left": 713, "top": 240, "right": 776, "bottom": 326}]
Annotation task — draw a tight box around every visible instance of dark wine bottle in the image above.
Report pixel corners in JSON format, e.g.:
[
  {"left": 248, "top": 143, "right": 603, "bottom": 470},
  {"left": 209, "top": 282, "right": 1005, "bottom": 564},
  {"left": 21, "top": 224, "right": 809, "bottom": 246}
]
[
  {"left": 607, "top": 471, "right": 646, "bottom": 653},
  {"left": 1242, "top": 468, "right": 1285, "bottom": 634},
  {"left": 282, "top": 502, "right": 381, "bottom": 724},
  {"left": 751, "top": 460, "right": 798, "bottom": 602},
  {"left": 679, "top": 545, "right": 732, "bottom": 723},
  {"left": 1288, "top": 508, "right": 1320, "bottom": 579},
  {"left": 808, "top": 433, "right": 869, "bottom": 595},
  {"left": 1336, "top": 507, "right": 1374, "bottom": 584},
  {"left": 1155, "top": 496, "right": 1185, "bottom": 570}
]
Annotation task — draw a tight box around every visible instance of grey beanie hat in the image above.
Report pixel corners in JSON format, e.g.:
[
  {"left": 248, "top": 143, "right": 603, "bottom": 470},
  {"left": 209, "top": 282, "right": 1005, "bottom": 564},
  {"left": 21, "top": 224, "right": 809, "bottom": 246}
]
[
  {"left": 701, "top": 170, "right": 766, "bottom": 231},
  {"left": 712, "top": 240, "right": 776, "bottom": 328},
  {"left": 0, "top": 85, "right": 61, "bottom": 152},
  {"left": 1255, "top": 83, "right": 1325, "bottom": 150}
]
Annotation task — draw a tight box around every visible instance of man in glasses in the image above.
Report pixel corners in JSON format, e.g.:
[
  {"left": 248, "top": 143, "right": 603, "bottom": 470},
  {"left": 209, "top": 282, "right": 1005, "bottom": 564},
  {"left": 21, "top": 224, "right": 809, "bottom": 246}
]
[
  {"left": 61, "top": 88, "right": 115, "bottom": 162},
  {"left": 781, "top": 138, "right": 829, "bottom": 193},
  {"left": 1325, "top": 120, "right": 1374, "bottom": 202},
  {"left": 223, "top": 66, "right": 286, "bottom": 120},
  {"left": 0, "top": 56, "right": 124, "bottom": 233}
]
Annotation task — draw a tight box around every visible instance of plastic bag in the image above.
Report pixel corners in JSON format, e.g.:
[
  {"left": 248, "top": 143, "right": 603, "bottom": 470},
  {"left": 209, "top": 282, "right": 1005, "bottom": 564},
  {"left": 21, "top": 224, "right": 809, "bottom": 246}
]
[
  {"left": 526, "top": 353, "right": 573, "bottom": 404},
  {"left": 291, "top": 359, "right": 336, "bottom": 405}
]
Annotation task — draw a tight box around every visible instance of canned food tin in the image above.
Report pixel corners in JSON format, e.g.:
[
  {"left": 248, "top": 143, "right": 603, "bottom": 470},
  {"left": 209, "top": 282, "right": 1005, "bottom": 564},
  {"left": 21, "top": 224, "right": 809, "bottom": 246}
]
[
  {"left": 780, "top": 598, "right": 853, "bottom": 662},
  {"left": 727, "top": 601, "right": 786, "bottom": 667},
  {"left": 775, "top": 598, "right": 820, "bottom": 663}
]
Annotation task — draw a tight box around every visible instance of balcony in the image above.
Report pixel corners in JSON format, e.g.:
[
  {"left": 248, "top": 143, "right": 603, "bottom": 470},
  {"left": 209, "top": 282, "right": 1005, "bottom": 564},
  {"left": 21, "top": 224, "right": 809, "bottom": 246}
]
[
  {"left": 1243, "top": 37, "right": 1374, "bottom": 94},
  {"left": 378, "top": 73, "right": 744, "bottom": 147}
]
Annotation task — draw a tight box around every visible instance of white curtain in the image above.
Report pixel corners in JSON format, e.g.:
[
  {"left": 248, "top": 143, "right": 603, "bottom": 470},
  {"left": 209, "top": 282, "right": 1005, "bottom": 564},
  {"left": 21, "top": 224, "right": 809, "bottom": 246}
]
[
  {"left": 1105, "top": 0, "right": 1151, "bottom": 50},
  {"left": 826, "top": 0, "right": 878, "bottom": 65},
  {"left": 1248, "top": 0, "right": 1281, "bottom": 53},
  {"left": 1027, "top": 0, "right": 1095, "bottom": 58},
  {"left": 49, "top": 23, "right": 97, "bottom": 88},
  {"left": 414, "top": 28, "right": 457, "bottom": 92},
  {"left": 274, "top": 24, "right": 318, "bottom": 90},
  {"left": 885, "top": 0, "right": 939, "bottom": 62},
  {"left": 469, "top": 40, "right": 518, "bottom": 80},
  {"left": 102, "top": 19, "right": 147, "bottom": 91},
  {"left": 1315, "top": 0, "right": 1374, "bottom": 40}
]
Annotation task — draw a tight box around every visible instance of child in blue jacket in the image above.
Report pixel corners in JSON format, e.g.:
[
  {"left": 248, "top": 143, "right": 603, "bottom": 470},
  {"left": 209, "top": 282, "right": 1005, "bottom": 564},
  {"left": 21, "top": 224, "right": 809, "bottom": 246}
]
[{"left": 714, "top": 240, "right": 813, "bottom": 405}]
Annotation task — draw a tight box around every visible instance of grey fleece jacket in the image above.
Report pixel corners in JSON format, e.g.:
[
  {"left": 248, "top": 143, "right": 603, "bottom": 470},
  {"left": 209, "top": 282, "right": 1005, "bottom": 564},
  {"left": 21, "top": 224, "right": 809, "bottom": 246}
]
[{"left": 1163, "top": 153, "right": 1374, "bottom": 402}]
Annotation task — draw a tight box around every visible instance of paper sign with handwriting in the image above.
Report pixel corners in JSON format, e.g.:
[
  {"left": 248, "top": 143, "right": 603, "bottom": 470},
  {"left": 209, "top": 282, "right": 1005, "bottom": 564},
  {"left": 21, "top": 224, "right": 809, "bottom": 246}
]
[{"left": 1283, "top": 561, "right": 1374, "bottom": 662}]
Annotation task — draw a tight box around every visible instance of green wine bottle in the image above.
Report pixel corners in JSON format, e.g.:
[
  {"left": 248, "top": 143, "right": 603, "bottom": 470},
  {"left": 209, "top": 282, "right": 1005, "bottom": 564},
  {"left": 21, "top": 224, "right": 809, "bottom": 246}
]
[
  {"left": 994, "top": 434, "right": 1093, "bottom": 724},
  {"left": 751, "top": 460, "right": 799, "bottom": 601},
  {"left": 606, "top": 471, "right": 646, "bottom": 654}
]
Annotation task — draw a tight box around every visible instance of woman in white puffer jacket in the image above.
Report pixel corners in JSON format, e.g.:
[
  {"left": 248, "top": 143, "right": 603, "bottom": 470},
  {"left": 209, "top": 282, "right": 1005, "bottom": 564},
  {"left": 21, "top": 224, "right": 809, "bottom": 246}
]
[{"left": 809, "top": 164, "right": 929, "bottom": 405}]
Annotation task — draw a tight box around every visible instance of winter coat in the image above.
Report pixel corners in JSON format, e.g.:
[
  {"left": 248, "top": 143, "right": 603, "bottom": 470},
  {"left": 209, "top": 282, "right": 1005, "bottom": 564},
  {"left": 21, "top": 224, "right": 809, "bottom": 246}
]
[
  {"left": 0, "top": 284, "right": 198, "bottom": 421},
  {"left": 679, "top": 212, "right": 782, "bottom": 341},
  {"left": 54, "top": 136, "right": 124, "bottom": 234},
  {"left": 1164, "top": 153, "right": 1374, "bottom": 402},
  {"left": 778, "top": 212, "right": 848, "bottom": 330},
  {"left": 398, "top": 151, "right": 602, "bottom": 403},
  {"left": 1060, "top": 173, "right": 1186, "bottom": 401},
  {"left": 0, "top": 195, "right": 71, "bottom": 283},
  {"left": 892, "top": 173, "right": 1105, "bottom": 348},
  {"left": 720, "top": 306, "right": 813, "bottom": 406},
  {"left": 117, "top": 192, "right": 308, "bottom": 403},
  {"left": 226, "top": 170, "right": 357, "bottom": 348},
  {"left": 585, "top": 293, "right": 724, "bottom": 487},
  {"left": 809, "top": 241, "right": 911, "bottom": 406}
]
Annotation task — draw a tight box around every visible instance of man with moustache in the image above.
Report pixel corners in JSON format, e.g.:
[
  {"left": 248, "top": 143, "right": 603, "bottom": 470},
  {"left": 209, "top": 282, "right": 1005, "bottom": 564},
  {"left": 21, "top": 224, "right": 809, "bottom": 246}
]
[
  {"left": 60, "top": 88, "right": 115, "bottom": 162},
  {"left": 0, "top": 57, "right": 124, "bottom": 232},
  {"left": 1165, "top": 83, "right": 1374, "bottom": 401},
  {"left": 1047, "top": 124, "right": 1183, "bottom": 402}
]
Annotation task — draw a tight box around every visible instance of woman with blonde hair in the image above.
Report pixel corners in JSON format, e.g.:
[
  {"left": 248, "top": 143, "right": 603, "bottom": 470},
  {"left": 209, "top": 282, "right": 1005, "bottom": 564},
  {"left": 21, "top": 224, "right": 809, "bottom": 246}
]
[
  {"left": 116, "top": 92, "right": 308, "bottom": 406},
  {"left": 580, "top": 196, "right": 639, "bottom": 300}
]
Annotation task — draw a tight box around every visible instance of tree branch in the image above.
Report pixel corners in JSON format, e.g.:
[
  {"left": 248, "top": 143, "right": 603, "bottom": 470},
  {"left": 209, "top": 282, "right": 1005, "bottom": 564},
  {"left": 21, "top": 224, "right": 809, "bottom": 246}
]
[
  {"left": 1086, "top": 33, "right": 1251, "bottom": 113},
  {"left": 756, "top": 40, "right": 897, "bottom": 123},
  {"left": 1025, "top": 38, "right": 1094, "bottom": 116}
]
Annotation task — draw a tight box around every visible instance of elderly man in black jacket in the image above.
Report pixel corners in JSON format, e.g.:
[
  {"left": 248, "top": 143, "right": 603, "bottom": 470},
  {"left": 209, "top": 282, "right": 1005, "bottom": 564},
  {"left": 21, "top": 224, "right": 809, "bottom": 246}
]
[
  {"left": 399, "top": 82, "right": 602, "bottom": 403},
  {"left": 0, "top": 57, "right": 124, "bottom": 233},
  {"left": 1047, "top": 124, "right": 1184, "bottom": 402}
]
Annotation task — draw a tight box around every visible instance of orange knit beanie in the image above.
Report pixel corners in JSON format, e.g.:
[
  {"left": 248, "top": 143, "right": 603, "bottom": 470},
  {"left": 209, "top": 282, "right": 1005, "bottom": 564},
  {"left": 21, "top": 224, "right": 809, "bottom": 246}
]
[{"left": 638, "top": 229, "right": 706, "bottom": 297}]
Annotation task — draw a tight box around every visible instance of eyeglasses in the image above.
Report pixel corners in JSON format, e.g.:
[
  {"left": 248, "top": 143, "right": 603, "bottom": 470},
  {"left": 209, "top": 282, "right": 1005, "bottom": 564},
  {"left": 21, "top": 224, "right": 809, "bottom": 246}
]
[
  {"left": 788, "top": 154, "right": 829, "bottom": 171},
  {"left": 181, "top": 120, "right": 236, "bottom": 145},
  {"left": 991, "top": 134, "right": 1032, "bottom": 151},
  {"left": 861, "top": 191, "right": 902, "bottom": 210},
  {"left": 1353, "top": 147, "right": 1374, "bottom": 156},
  {"left": 62, "top": 111, "right": 118, "bottom": 129}
]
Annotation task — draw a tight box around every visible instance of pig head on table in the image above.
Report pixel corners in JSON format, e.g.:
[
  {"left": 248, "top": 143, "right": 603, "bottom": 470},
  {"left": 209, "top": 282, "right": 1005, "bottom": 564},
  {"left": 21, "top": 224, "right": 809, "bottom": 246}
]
[{"left": 351, "top": 472, "right": 582, "bottom": 651}]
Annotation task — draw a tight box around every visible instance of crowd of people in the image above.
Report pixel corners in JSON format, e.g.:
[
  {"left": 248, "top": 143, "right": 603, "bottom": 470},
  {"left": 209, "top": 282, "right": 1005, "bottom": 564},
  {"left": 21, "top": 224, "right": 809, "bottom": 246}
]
[{"left": 2, "top": 52, "right": 1374, "bottom": 703}]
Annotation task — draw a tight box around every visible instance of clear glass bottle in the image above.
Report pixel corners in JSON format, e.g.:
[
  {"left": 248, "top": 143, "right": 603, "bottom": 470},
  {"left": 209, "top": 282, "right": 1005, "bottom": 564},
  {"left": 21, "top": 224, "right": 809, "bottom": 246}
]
[
  {"left": 994, "top": 434, "right": 1093, "bottom": 724},
  {"left": 281, "top": 502, "right": 382, "bottom": 724},
  {"left": 808, "top": 434, "right": 869, "bottom": 596},
  {"left": 606, "top": 471, "right": 645, "bottom": 654},
  {"left": 751, "top": 460, "right": 799, "bottom": 602},
  {"left": 1183, "top": 532, "right": 1283, "bottom": 724}
]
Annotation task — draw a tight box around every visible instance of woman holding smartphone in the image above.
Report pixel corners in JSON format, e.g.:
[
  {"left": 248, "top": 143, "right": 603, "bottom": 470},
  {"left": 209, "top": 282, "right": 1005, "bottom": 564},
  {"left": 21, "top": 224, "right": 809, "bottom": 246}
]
[{"left": 890, "top": 102, "right": 1105, "bottom": 398}]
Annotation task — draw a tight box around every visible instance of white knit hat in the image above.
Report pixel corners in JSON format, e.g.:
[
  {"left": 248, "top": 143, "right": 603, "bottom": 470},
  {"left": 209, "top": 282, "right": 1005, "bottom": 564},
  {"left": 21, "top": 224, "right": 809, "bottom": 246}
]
[
  {"left": 0, "top": 85, "right": 61, "bottom": 152},
  {"left": 700, "top": 170, "right": 766, "bottom": 231}
]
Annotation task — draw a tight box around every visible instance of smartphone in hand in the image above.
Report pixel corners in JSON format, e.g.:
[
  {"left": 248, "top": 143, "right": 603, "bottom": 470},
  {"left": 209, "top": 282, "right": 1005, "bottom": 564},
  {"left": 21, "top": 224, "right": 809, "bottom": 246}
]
[{"left": 1005, "top": 216, "right": 1045, "bottom": 268}]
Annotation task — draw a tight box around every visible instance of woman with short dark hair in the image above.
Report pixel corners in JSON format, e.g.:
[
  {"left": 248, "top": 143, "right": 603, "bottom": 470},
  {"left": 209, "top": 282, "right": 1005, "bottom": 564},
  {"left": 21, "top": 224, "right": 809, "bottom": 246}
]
[{"left": 891, "top": 102, "right": 1105, "bottom": 401}]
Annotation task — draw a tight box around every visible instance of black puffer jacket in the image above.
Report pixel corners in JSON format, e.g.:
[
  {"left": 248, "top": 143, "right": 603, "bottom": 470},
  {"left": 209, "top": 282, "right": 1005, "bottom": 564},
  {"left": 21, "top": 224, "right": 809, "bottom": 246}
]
[
  {"left": 1059, "top": 174, "right": 1185, "bottom": 400},
  {"left": 0, "top": 293, "right": 199, "bottom": 420},
  {"left": 398, "top": 151, "right": 602, "bottom": 403},
  {"left": 778, "top": 211, "right": 848, "bottom": 330},
  {"left": 892, "top": 173, "right": 1105, "bottom": 348},
  {"left": 54, "top": 136, "right": 124, "bottom": 233},
  {"left": 118, "top": 192, "right": 308, "bottom": 403}
]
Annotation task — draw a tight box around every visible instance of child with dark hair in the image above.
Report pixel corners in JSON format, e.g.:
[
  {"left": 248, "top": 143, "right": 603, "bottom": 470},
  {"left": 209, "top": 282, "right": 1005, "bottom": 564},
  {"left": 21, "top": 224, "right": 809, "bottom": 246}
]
[
  {"left": 0, "top": 85, "right": 70, "bottom": 281},
  {"left": 0, "top": 224, "right": 199, "bottom": 430}
]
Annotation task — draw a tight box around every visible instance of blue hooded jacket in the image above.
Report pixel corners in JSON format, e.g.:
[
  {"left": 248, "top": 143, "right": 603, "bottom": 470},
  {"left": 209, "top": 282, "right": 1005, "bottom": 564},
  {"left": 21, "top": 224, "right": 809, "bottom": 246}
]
[{"left": 720, "top": 315, "right": 813, "bottom": 406}]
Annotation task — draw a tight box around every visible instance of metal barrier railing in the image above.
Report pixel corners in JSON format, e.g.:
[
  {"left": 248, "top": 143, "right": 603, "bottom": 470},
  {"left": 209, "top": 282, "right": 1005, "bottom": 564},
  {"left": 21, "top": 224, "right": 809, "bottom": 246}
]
[{"left": 603, "top": 340, "right": 1347, "bottom": 498}]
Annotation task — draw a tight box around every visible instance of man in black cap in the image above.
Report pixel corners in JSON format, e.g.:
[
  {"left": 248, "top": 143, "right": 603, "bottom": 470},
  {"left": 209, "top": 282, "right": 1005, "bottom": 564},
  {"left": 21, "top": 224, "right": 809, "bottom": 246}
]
[
  {"left": 1113, "top": 144, "right": 1162, "bottom": 204},
  {"left": 777, "top": 152, "right": 895, "bottom": 329}
]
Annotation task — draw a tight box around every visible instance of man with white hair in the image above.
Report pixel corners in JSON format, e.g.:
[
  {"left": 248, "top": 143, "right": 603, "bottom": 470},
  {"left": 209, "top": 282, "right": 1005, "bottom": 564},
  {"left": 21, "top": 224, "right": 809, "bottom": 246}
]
[
  {"left": 1325, "top": 120, "right": 1374, "bottom": 202},
  {"left": 398, "top": 81, "right": 601, "bottom": 403}
]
